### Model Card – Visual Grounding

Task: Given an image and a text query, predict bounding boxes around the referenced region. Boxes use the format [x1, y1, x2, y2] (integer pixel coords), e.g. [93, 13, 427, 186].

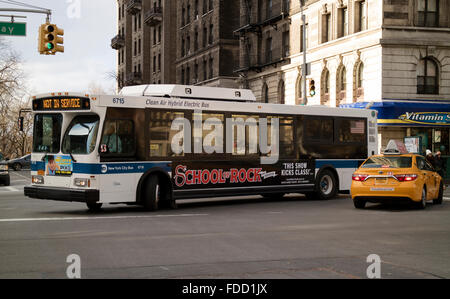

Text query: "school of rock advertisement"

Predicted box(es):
[172, 160, 315, 190]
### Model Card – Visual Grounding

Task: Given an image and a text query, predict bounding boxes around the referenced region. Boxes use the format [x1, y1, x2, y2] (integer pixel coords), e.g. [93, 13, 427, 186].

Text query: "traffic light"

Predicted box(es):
[309, 79, 316, 97]
[38, 23, 64, 55]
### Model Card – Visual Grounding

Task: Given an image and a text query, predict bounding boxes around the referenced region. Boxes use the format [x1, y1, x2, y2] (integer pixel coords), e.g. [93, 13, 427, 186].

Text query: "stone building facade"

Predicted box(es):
[236, 0, 450, 167]
[175, 0, 241, 87]
[111, 0, 177, 89]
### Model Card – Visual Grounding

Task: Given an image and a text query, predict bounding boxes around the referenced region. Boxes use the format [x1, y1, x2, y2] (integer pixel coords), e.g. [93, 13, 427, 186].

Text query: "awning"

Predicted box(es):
[340, 100, 450, 127]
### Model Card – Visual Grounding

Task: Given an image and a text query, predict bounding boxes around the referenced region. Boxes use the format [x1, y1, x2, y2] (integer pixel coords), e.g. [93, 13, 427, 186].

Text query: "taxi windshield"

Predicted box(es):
[362, 156, 412, 168]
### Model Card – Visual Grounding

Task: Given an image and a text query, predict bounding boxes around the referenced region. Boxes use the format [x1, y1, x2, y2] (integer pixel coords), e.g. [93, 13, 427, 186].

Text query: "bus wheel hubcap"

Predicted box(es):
[320, 175, 332, 195]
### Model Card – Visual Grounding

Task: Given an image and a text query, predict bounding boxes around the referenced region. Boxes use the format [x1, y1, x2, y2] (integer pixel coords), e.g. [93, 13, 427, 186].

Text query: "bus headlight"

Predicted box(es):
[32, 175, 44, 184]
[74, 178, 90, 188]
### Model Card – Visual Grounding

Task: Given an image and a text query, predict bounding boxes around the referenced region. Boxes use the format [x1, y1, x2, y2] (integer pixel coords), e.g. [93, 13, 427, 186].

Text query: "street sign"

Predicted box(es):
[0, 22, 26, 36]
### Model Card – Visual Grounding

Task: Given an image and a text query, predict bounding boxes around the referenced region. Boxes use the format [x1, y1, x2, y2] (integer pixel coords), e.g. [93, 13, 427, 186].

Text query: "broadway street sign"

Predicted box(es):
[0, 22, 26, 36]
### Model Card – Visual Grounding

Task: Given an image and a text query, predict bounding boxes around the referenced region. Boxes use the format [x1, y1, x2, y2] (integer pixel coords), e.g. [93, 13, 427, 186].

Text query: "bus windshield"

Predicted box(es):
[33, 114, 63, 153]
[62, 115, 100, 155]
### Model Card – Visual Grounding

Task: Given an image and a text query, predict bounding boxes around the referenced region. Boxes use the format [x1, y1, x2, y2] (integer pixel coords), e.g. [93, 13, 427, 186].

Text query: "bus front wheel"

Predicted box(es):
[143, 175, 161, 211]
[315, 170, 338, 200]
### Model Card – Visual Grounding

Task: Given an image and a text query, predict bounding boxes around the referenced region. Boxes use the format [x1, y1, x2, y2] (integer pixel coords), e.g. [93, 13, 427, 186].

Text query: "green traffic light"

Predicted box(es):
[46, 42, 54, 50]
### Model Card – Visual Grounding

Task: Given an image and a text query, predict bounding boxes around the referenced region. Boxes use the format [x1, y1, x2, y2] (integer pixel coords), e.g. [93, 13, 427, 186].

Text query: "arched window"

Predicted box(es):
[353, 61, 364, 102]
[278, 80, 285, 104]
[356, 62, 364, 88]
[296, 75, 303, 105]
[337, 66, 346, 106]
[321, 68, 330, 105]
[262, 83, 269, 103]
[417, 57, 438, 94]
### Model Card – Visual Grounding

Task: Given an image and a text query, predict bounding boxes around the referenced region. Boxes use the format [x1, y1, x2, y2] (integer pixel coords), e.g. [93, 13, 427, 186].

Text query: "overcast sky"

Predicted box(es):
[0, 0, 117, 95]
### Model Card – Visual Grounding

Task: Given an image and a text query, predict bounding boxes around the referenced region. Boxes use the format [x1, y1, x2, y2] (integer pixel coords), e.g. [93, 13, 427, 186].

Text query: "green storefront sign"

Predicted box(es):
[0, 22, 26, 36]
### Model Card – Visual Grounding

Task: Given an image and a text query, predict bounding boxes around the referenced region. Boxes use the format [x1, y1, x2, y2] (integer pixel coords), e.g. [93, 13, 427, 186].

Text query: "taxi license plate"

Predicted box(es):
[370, 187, 395, 192]
[375, 178, 388, 185]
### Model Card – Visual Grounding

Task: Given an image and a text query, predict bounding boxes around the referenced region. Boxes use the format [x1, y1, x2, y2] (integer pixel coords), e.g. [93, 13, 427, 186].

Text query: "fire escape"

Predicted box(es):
[234, 0, 290, 75]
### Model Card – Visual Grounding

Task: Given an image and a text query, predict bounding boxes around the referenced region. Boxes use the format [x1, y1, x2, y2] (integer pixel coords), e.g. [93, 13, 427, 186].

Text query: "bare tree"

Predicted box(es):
[0, 38, 30, 159]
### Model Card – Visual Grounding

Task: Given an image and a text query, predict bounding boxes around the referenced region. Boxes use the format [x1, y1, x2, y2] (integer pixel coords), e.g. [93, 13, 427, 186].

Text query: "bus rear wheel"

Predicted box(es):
[143, 175, 161, 211]
[315, 170, 338, 200]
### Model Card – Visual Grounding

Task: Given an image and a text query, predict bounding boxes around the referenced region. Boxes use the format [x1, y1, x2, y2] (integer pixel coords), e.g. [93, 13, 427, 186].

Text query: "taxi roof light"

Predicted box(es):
[384, 140, 409, 155]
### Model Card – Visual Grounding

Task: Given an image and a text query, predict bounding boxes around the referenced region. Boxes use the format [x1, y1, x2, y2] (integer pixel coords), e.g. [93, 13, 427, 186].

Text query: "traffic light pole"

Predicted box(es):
[0, 8, 51, 22]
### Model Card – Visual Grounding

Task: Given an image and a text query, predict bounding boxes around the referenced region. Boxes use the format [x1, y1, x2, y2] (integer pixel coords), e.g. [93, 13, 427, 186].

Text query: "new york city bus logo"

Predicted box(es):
[170, 110, 279, 165]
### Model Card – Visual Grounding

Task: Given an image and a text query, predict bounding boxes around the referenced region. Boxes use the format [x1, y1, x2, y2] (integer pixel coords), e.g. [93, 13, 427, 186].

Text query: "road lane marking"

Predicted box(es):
[0, 187, 19, 192]
[10, 172, 30, 181]
[0, 213, 208, 223]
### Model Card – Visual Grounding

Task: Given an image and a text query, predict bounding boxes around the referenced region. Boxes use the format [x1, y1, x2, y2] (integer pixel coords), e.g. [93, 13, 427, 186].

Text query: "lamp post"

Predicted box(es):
[300, 0, 307, 105]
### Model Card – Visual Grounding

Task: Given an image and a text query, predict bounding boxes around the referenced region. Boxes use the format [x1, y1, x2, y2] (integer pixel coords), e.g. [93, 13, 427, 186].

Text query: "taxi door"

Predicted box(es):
[417, 156, 436, 200]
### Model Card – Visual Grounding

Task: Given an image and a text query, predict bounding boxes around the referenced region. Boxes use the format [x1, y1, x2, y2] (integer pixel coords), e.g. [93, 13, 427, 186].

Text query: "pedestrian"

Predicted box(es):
[434, 151, 446, 178]
[426, 149, 435, 168]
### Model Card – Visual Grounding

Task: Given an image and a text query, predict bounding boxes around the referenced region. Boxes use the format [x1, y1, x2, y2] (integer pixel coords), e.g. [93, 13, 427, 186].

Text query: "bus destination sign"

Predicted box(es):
[33, 97, 91, 111]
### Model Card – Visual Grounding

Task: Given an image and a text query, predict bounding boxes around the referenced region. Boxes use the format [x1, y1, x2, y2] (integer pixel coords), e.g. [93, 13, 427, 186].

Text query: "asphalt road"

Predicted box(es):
[1, 170, 450, 279]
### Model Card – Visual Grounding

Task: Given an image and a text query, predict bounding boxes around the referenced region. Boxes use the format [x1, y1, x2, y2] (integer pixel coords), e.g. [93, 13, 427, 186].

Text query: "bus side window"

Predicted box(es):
[101, 119, 135, 155]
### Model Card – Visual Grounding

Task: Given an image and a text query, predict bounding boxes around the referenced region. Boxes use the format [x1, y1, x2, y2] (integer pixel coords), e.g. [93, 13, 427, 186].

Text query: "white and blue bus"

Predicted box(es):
[25, 85, 378, 211]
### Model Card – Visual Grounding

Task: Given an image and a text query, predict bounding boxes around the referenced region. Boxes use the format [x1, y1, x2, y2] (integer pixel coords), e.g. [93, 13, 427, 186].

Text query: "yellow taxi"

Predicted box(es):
[351, 143, 443, 209]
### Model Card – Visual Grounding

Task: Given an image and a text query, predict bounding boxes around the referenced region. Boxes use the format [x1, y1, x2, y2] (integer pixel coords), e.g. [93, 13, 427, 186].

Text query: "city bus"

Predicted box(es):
[24, 85, 378, 211]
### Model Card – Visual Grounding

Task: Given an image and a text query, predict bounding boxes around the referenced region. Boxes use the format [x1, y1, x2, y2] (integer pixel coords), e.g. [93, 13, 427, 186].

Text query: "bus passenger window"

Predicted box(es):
[337, 119, 366, 143]
[101, 120, 135, 155]
[149, 111, 185, 158]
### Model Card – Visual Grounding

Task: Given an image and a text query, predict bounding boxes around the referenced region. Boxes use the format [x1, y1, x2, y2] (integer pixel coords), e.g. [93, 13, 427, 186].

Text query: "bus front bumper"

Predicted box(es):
[24, 186, 100, 204]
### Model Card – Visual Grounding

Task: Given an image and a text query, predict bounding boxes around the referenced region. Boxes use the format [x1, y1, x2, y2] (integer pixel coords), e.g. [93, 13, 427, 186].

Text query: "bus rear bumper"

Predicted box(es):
[24, 186, 100, 204]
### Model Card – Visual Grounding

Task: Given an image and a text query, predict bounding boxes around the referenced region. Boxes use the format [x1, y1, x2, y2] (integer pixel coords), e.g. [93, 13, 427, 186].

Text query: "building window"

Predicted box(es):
[354, 62, 364, 102]
[181, 38, 185, 56]
[418, 0, 438, 27]
[203, 0, 208, 14]
[203, 26, 208, 47]
[195, 0, 199, 18]
[278, 80, 285, 104]
[321, 69, 330, 105]
[187, 4, 191, 22]
[138, 38, 141, 54]
[296, 75, 303, 105]
[267, 0, 273, 20]
[158, 54, 161, 71]
[417, 57, 439, 94]
[203, 59, 207, 81]
[209, 0, 213, 11]
[153, 28, 157, 45]
[282, 30, 290, 57]
[158, 26, 161, 42]
[265, 36, 272, 63]
[262, 83, 269, 103]
[338, 7, 348, 38]
[209, 58, 213, 79]
[181, 68, 185, 85]
[186, 66, 191, 84]
[322, 13, 332, 43]
[182, 6, 185, 26]
[209, 24, 214, 44]
[187, 35, 191, 54]
[356, 0, 367, 32]
[300, 24, 308, 52]
[153, 56, 156, 72]
[194, 29, 199, 51]
[337, 66, 346, 106]
[134, 40, 137, 56]
[194, 63, 198, 82]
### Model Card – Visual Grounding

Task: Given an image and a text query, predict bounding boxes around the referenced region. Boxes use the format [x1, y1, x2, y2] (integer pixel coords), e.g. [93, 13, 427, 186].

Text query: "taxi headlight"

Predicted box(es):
[74, 178, 90, 188]
[32, 175, 44, 184]
[0, 165, 8, 171]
